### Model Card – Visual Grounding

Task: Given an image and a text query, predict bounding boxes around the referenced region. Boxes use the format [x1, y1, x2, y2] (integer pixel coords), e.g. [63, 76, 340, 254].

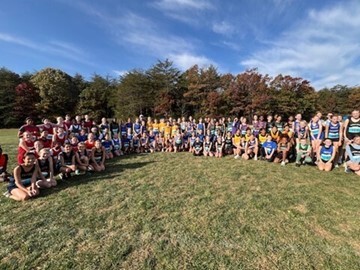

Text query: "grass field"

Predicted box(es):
[0, 129, 359, 269]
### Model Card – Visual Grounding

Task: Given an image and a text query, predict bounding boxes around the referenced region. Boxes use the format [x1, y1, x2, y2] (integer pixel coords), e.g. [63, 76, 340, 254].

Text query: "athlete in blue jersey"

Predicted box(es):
[317, 138, 335, 171]
[102, 133, 113, 159]
[261, 135, 277, 162]
[325, 115, 343, 166]
[309, 115, 324, 160]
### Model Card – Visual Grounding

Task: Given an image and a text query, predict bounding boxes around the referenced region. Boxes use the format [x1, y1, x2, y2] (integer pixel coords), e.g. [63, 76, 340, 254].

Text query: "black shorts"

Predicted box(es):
[329, 138, 339, 142]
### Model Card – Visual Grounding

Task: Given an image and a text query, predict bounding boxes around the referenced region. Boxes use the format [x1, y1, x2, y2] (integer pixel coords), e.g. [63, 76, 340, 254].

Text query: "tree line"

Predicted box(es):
[0, 59, 359, 128]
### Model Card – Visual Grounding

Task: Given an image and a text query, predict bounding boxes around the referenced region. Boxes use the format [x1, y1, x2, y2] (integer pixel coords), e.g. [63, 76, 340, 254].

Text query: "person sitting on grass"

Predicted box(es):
[91, 140, 106, 172]
[295, 137, 312, 167]
[345, 135, 360, 175]
[5, 152, 39, 201]
[214, 136, 224, 158]
[232, 129, 243, 159]
[317, 138, 335, 172]
[75, 142, 94, 173]
[112, 133, 122, 157]
[0, 145, 10, 182]
[101, 133, 114, 159]
[59, 143, 76, 179]
[193, 137, 203, 156]
[203, 136, 213, 157]
[242, 134, 258, 160]
[274, 136, 291, 166]
[261, 135, 277, 162]
[37, 148, 57, 188]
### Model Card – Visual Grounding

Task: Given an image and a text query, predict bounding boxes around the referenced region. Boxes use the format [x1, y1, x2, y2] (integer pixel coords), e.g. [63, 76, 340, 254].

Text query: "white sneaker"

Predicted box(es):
[3, 191, 10, 198]
[234, 155, 239, 159]
[281, 161, 286, 166]
[254, 156, 258, 161]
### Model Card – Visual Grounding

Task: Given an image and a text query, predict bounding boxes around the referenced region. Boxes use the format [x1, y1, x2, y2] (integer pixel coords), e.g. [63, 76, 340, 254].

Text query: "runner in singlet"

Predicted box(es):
[344, 110, 360, 143]
[59, 143, 76, 179]
[6, 152, 39, 201]
[317, 138, 335, 171]
[37, 148, 57, 188]
[91, 140, 106, 172]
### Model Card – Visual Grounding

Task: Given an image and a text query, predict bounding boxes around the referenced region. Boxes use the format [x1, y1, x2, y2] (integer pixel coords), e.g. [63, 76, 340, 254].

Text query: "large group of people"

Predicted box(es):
[1, 109, 359, 201]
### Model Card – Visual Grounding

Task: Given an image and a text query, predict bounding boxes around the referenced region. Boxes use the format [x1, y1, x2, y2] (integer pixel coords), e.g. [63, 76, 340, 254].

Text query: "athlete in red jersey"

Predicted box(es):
[52, 127, 67, 147]
[18, 117, 40, 139]
[17, 131, 36, 164]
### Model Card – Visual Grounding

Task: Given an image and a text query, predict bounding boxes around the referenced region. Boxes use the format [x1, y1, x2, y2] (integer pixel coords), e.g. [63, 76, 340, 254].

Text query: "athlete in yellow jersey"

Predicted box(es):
[152, 119, 160, 134]
[171, 122, 179, 137]
[159, 118, 166, 134]
[164, 122, 172, 137]
[258, 128, 268, 146]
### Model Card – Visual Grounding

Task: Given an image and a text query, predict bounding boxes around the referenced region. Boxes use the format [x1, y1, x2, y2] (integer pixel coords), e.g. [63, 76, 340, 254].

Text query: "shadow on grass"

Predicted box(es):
[38, 156, 155, 198]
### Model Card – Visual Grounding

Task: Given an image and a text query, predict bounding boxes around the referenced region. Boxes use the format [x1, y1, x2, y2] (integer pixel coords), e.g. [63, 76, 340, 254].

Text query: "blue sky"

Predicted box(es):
[0, 0, 359, 89]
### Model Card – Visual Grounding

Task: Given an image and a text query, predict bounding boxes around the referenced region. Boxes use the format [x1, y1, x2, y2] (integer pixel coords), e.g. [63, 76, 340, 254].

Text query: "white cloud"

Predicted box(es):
[112, 70, 128, 77]
[212, 21, 235, 36]
[71, 3, 218, 70]
[153, 0, 214, 10]
[169, 52, 216, 70]
[241, 1, 360, 89]
[0, 32, 94, 66]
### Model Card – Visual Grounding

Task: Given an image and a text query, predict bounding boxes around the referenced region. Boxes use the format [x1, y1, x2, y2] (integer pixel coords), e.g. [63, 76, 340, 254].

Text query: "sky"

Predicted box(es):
[0, 0, 359, 90]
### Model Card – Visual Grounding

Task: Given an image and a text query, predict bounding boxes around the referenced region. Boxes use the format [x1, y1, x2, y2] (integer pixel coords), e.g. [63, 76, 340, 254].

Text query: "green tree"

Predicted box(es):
[30, 68, 78, 118]
[77, 74, 116, 121]
[147, 59, 182, 117]
[0, 68, 21, 127]
[114, 70, 153, 120]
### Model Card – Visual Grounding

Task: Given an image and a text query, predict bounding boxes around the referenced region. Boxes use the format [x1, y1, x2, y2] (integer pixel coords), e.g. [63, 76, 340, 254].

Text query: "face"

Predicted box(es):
[95, 141, 102, 148]
[64, 145, 72, 152]
[353, 110, 360, 119]
[300, 139, 307, 145]
[23, 132, 32, 141]
[78, 144, 85, 151]
[23, 154, 36, 166]
[40, 150, 50, 159]
[324, 139, 332, 146]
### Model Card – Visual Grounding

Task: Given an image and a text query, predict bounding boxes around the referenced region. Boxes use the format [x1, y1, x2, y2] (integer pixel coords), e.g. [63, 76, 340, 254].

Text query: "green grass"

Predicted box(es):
[1, 129, 360, 269]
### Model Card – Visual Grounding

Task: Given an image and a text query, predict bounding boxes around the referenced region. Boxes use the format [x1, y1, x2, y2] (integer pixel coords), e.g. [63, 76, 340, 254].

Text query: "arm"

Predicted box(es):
[346, 145, 358, 163]
[48, 157, 55, 180]
[317, 146, 321, 162]
[18, 139, 32, 152]
[343, 119, 350, 143]
[101, 147, 106, 165]
[338, 123, 343, 146]
[325, 124, 329, 138]
[13, 166, 29, 194]
[328, 147, 336, 163]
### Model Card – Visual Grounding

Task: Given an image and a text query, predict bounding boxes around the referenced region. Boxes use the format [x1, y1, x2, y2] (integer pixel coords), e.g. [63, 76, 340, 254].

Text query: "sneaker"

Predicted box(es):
[254, 156, 258, 161]
[87, 166, 93, 171]
[345, 168, 352, 173]
[281, 161, 286, 166]
[234, 155, 239, 159]
[75, 169, 81, 175]
[335, 164, 339, 168]
[59, 173, 65, 180]
[295, 162, 301, 167]
[3, 191, 10, 198]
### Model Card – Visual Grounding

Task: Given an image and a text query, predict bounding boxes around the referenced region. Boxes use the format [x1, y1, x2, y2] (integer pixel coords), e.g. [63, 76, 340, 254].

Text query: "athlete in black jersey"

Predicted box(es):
[6, 152, 39, 201]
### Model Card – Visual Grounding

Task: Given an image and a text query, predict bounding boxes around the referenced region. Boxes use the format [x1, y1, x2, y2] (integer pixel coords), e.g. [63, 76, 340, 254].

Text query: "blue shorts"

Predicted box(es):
[7, 178, 32, 193]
